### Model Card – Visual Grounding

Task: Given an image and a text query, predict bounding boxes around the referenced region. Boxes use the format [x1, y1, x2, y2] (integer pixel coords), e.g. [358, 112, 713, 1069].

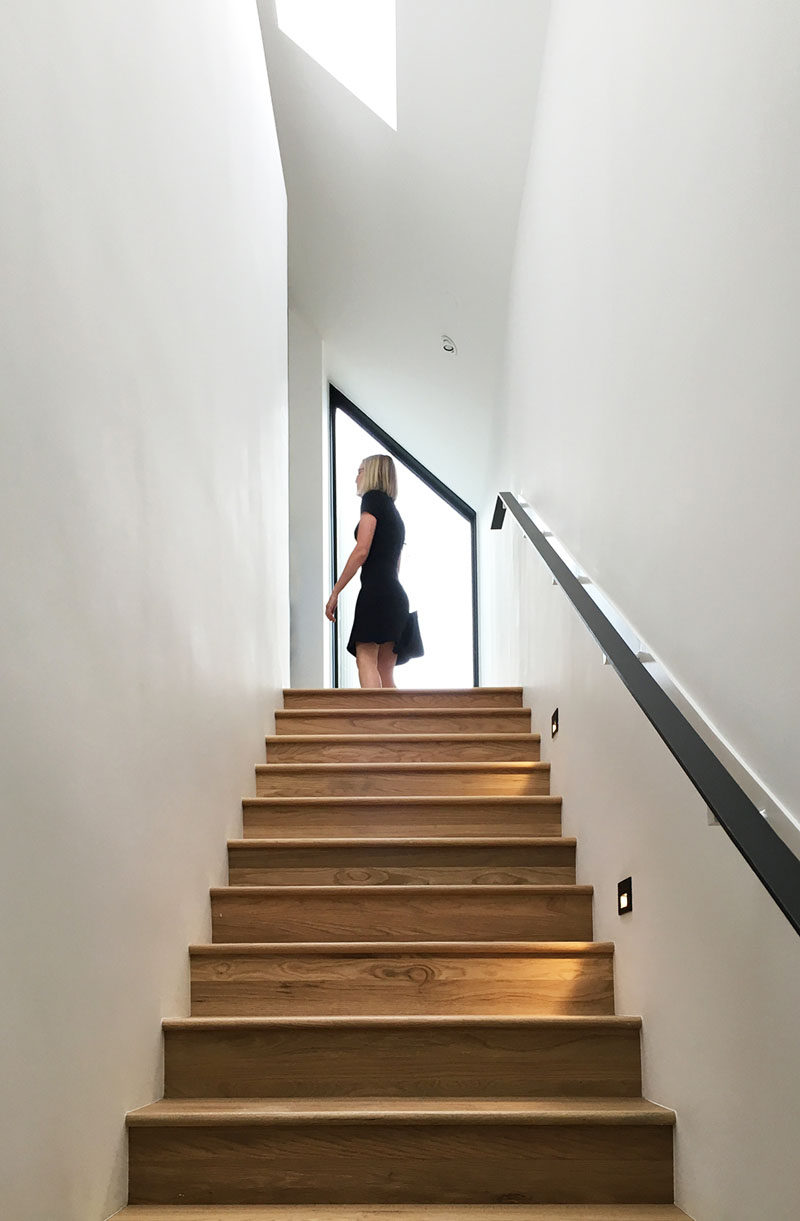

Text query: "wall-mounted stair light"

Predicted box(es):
[551, 708, 559, 738]
[441, 335, 457, 355]
[618, 877, 633, 915]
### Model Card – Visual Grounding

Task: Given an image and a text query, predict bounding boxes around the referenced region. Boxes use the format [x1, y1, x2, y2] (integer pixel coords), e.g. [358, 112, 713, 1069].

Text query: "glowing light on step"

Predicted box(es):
[276, 0, 398, 129]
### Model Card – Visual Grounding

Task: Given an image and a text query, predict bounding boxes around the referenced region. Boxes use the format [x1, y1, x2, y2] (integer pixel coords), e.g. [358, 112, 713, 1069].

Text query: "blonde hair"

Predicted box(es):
[361, 454, 398, 500]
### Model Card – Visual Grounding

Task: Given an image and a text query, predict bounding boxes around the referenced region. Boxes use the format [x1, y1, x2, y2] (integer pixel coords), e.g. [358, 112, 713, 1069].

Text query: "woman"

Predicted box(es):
[325, 454, 411, 689]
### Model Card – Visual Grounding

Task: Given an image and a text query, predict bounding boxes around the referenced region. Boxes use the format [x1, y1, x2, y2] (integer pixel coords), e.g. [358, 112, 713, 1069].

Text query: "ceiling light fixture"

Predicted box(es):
[441, 335, 457, 355]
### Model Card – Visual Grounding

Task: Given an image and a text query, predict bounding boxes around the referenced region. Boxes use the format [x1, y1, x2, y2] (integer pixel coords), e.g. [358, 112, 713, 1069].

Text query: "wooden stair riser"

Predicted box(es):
[209, 887, 594, 944]
[266, 735, 542, 765]
[255, 763, 550, 799]
[242, 798, 563, 839]
[163, 1020, 642, 1099]
[227, 841, 577, 886]
[275, 709, 533, 735]
[128, 1121, 673, 1206]
[190, 946, 615, 1017]
[283, 688, 524, 710]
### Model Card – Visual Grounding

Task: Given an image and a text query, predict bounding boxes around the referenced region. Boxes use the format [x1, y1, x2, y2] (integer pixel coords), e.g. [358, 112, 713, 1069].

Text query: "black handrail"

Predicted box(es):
[492, 492, 800, 938]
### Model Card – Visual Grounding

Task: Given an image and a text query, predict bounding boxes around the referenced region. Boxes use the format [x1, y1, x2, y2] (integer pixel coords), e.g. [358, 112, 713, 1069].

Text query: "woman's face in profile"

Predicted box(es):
[356, 462, 365, 496]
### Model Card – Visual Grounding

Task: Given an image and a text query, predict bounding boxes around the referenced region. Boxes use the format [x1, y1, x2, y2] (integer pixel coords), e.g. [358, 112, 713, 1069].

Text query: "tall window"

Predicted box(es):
[276, 0, 397, 129]
[332, 393, 477, 688]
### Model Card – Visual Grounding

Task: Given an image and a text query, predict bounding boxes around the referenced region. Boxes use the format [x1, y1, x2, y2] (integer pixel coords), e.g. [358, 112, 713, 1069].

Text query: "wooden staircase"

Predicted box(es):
[116, 687, 690, 1220]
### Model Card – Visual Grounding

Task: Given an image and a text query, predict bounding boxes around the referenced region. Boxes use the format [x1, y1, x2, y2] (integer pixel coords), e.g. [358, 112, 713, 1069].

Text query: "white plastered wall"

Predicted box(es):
[0, 4, 289, 1219]
[487, 2, 800, 1217]
[288, 309, 330, 687]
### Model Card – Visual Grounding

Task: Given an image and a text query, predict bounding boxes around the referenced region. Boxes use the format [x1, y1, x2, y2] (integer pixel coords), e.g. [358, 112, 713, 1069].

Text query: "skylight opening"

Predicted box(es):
[276, 0, 397, 130]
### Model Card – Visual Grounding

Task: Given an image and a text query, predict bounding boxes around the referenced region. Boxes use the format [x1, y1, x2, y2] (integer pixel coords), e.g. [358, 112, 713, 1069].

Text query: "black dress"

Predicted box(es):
[346, 489, 411, 658]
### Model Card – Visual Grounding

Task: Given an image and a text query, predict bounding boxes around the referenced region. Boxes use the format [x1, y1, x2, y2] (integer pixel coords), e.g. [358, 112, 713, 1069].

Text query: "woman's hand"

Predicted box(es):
[325, 591, 338, 622]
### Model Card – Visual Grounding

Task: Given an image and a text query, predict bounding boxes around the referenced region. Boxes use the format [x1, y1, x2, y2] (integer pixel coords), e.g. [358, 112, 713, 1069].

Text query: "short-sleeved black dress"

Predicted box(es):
[346, 489, 411, 658]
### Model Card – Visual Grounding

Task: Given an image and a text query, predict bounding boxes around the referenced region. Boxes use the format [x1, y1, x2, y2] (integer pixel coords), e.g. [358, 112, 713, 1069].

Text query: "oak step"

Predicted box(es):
[127, 1097, 674, 1206]
[242, 796, 563, 838]
[129, 1096, 674, 1126]
[266, 733, 542, 764]
[190, 941, 615, 1017]
[210, 885, 594, 943]
[255, 762, 551, 799]
[275, 707, 533, 735]
[115, 1206, 691, 1219]
[227, 837, 577, 886]
[162, 1014, 642, 1098]
[283, 687, 524, 710]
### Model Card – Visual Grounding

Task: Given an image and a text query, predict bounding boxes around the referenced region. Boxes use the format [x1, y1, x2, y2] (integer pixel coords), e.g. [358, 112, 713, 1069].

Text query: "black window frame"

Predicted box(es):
[329, 384, 480, 687]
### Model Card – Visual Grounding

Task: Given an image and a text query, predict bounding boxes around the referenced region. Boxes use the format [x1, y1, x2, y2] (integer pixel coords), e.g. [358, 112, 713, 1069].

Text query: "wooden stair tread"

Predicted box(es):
[128, 1096, 675, 1126]
[211, 884, 592, 896]
[191, 940, 615, 956]
[116, 1206, 690, 1218]
[284, 688, 524, 698]
[243, 795, 562, 806]
[267, 733, 541, 743]
[277, 706, 534, 716]
[228, 837, 575, 848]
[164, 1014, 642, 1030]
[255, 762, 549, 773]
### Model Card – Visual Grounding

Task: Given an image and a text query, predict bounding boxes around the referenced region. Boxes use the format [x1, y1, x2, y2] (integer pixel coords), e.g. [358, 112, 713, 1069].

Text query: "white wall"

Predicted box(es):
[288, 309, 330, 687]
[0, 4, 289, 1219]
[499, 0, 800, 819]
[489, 2, 800, 1216]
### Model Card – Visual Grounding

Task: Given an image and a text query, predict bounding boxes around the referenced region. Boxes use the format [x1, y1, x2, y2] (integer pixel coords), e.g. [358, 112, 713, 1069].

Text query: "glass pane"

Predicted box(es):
[334, 409, 474, 688]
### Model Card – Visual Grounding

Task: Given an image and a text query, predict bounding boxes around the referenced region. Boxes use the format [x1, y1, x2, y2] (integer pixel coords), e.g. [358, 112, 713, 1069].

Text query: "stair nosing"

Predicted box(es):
[127, 1098, 675, 1127]
[190, 940, 615, 955]
[227, 836, 577, 848]
[276, 706, 534, 716]
[266, 733, 541, 744]
[254, 761, 550, 773]
[163, 1014, 642, 1030]
[283, 687, 524, 696]
[242, 795, 562, 806]
[211, 884, 593, 897]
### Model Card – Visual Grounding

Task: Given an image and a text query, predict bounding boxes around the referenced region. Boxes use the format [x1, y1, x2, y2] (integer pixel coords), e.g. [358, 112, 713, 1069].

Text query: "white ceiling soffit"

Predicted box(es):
[258, 0, 552, 500]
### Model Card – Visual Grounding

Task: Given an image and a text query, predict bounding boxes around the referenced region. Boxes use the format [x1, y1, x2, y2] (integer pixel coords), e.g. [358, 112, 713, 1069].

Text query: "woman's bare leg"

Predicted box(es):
[377, 642, 397, 689]
[356, 642, 381, 688]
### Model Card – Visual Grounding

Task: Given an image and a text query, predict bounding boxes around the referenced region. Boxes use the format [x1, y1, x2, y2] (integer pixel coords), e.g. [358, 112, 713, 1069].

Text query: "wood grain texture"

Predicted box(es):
[241, 796, 563, 839]
[129, 1097, 675, 1124]
[189, 943, 615, 1017]
[128, 1118, 674, 1204]
[209, 885, 594, 944]
[282, 688, 524, 710]
[265, 735, 541, 765]
[227, 838, 577, 887]
[123, 687, 684, 1215]
[275, 708, 534, 735]
[115, 1206, 692, 1219]
[162, 1015, 642, 1099]
[254, 762, 551, 799]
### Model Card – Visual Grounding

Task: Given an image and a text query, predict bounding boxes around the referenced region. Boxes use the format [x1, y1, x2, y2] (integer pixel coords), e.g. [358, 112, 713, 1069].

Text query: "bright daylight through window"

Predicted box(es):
[276, 0, 397, 129]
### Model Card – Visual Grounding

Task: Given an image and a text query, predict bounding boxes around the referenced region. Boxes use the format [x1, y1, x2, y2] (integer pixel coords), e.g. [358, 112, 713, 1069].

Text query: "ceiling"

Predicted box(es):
[257, 0, 552, 504]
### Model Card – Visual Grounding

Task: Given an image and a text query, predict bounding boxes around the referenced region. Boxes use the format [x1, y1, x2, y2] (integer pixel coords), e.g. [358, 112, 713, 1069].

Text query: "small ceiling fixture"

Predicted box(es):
[441, 335, 457, 355]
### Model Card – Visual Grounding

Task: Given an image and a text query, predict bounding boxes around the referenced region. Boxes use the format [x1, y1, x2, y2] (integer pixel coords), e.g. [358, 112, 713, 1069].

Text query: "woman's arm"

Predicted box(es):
[325, 512, 377, 621]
